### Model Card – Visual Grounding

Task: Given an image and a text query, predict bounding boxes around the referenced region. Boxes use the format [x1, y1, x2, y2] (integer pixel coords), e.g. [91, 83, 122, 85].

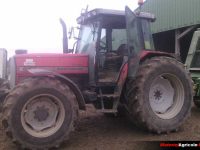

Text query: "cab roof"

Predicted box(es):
[77, 8, 156, 26]
[77, 9, 125, 25]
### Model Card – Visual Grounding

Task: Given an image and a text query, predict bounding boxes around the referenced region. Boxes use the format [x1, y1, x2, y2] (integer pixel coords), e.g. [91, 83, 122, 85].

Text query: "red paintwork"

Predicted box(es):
[16, 53, 88, 67]
[15, 53, 89, 83]
[15, 50, 173, 84]
[115, 50, 155, 89]
[140, 50, 172, 59]
[117, 63, 128, 87]
[116, 50, 174, 88]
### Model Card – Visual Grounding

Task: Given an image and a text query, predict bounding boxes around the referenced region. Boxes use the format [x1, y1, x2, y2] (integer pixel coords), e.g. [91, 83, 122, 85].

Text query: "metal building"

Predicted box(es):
[141, 0, 200, 61]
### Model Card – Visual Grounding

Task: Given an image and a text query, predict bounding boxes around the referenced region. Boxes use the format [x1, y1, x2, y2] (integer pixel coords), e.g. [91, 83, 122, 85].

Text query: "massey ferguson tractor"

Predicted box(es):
[1, 6, 193, 149]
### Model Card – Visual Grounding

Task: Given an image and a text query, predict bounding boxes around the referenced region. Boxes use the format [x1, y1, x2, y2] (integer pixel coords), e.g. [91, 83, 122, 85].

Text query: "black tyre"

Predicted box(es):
[126, 56, 193, 133]
[2, 77, 77, 149]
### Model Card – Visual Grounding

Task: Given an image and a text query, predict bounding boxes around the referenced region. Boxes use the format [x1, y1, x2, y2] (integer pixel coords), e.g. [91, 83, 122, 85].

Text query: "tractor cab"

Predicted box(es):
[75, 7, 155, 86]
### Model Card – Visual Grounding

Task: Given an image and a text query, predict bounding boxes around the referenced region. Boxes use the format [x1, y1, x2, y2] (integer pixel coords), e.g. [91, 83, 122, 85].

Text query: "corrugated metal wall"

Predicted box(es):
[141, 0, 200, 33]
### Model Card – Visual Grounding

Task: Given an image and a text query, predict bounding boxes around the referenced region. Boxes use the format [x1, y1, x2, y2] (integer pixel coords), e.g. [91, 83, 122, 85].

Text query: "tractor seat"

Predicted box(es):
[98, 44, 128, 83]
[105, 44, 128, 61]
[116, 44, 128, 56]
[104, 44, 128, 67]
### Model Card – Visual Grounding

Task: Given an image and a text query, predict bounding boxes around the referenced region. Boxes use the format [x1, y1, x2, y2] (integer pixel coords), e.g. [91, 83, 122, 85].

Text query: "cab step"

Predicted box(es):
[96, 109, 117, 113]
[97, 94, 119, 99]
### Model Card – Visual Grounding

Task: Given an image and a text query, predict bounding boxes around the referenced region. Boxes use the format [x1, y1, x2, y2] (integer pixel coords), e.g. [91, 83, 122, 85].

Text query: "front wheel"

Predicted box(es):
[2, 77, 77, 149]
[126, 56, 193, 133]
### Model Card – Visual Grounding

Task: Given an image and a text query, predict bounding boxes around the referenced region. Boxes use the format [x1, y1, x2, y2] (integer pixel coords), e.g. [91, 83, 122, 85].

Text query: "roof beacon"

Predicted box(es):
[138, 0, 144, 6]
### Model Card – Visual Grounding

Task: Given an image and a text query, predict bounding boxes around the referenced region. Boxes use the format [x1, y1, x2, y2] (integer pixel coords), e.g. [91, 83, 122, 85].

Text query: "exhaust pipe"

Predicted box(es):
[59, 18, 68, 53]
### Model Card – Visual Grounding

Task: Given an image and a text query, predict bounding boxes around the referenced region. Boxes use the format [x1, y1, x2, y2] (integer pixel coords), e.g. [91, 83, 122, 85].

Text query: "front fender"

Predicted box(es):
[28, 68, 86, 110]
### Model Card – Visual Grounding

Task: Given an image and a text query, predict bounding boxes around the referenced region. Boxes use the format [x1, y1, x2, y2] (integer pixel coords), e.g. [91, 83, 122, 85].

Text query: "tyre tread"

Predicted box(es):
[126, 56, 193, 133]
[2, 77, 77, 149]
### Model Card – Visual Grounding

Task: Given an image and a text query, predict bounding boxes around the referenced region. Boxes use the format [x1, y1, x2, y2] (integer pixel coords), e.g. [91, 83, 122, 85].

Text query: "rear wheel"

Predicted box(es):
[2, 77, 77, 149]
[126, 57, 193, 133]
[149, 73, 184, 119]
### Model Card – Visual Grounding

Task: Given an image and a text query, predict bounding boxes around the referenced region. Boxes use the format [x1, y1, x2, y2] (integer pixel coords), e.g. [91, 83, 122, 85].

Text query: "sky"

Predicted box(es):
[0, 0, 139, 56]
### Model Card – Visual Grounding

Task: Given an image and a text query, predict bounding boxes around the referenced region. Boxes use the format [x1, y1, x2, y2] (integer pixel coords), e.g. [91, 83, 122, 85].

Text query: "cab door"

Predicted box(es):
[125, 6, 143, 79]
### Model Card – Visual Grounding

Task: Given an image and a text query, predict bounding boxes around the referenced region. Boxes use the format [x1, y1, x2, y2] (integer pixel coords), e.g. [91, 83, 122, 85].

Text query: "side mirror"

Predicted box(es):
[68, 26, 80, 40]
[68, 27, 73, 39]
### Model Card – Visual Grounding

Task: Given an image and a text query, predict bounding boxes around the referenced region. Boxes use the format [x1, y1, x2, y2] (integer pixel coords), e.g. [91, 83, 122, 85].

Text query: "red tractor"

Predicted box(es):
[1, 6, 192, 149]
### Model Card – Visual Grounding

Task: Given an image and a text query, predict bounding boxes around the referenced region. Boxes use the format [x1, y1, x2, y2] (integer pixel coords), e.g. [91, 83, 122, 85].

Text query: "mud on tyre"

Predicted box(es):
[126, 56, 193, 133]
[2, 77, 78, 149]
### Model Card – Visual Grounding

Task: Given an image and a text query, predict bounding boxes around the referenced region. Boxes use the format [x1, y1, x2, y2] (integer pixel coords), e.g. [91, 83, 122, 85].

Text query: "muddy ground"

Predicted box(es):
[1, 104, 200, 150]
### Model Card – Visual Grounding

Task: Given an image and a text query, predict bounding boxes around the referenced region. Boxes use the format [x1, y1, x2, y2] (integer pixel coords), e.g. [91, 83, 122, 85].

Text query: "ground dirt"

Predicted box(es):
[1, 104, 200, 150]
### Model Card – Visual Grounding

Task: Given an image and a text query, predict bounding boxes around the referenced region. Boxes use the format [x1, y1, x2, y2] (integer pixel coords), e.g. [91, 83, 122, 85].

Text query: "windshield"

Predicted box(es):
[76, 24, 98, 54]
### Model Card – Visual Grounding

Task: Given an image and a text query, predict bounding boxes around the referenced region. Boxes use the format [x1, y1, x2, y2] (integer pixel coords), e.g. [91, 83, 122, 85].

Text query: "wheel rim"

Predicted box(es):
[21, 94, 65, 138]
[149, 73, 184, 119]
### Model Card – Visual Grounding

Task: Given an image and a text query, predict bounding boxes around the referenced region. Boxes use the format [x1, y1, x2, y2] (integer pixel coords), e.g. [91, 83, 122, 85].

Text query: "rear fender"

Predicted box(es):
[115, 62, 128, 104]
[116, 51, 175, 87]
[115, 51, 175, 100]
[28, 68, 86, 110]
[140, 51, 176, 63]
[116, 63, 128, 92]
